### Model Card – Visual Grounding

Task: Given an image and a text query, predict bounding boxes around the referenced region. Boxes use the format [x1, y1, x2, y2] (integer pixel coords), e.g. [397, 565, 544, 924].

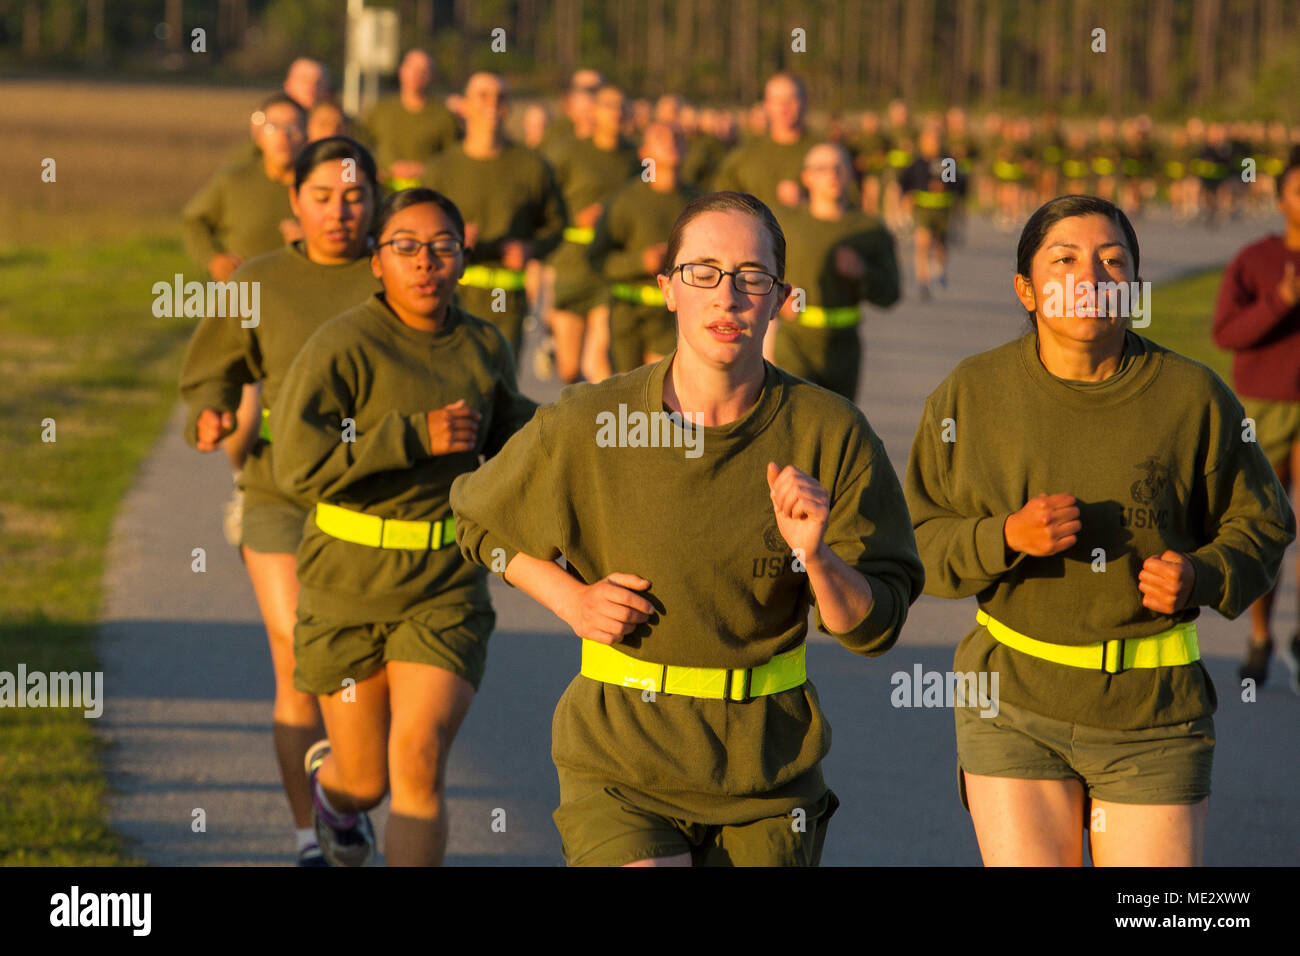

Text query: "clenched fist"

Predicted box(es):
[1004, 493, 1081, 557]
[426, 399, 481, 455]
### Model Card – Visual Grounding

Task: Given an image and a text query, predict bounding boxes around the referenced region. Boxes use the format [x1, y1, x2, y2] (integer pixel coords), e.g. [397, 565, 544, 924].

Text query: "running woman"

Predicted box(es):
[363, 49, 459, 190]
[588, 122, 699, 376]
[768, 142, 899, 402]
[1212, 154, 1300, 693]
[179, 137, 381, 866]
[712, 73, 816, 222]
[183, 92, 308, 543]
[270, 188, 537, 867]
[905, 194, 1295, 866]
[450, 191, 925, 867]
[422, 71, 566, 365]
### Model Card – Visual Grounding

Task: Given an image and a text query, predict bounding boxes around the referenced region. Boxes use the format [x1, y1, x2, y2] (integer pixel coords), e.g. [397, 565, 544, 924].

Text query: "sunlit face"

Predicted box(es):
[307, 104, 345, 141]
[285, 60, 326, 109]
[291, 160, 374, 263]
[256, 102, 306, 168]
[463, 73, 507, 127]
[764, 76, 804, 132]
[371, 202, 464, 320]
[801, 144, 851, 199]
[399, 52, 433, 96]
[660, 210, 789, 370]
[1278, 167, 1300, 230]
[594, 88, 626, 136]
[1016, 213, 1136, 347]
[641, 123, 682, 169]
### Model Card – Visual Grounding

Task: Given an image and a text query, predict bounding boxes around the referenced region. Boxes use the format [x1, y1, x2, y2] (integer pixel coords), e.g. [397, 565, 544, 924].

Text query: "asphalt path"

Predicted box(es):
[97, 208, 1299, 865]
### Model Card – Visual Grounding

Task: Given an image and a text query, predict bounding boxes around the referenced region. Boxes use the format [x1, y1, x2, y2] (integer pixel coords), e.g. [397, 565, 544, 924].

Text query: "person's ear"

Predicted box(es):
[1014, 273, 1036, 315]
[657, 270, 676, 313]
[370, 246, 383, 281]
[289, 187, 302, 221]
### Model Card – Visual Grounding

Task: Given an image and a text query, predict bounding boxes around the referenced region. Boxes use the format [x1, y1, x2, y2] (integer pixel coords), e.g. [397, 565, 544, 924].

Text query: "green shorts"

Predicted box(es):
[553, 778, 839, 867]
[239, 493, 307, 555]
[550, 242, 607, 314]
[609, 301, 676, 373]
[293, 603, 494, 696]
[955, 696, 1214, 809]
[773, 322, 862, 401]
[912, 204, 952, 242]
[1239, 396, 1300, 468]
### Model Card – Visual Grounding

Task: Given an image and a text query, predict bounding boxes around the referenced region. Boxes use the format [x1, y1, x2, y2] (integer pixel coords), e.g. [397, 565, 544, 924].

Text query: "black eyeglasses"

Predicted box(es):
[376, 237, 463, 258]
[669, 262, 779, 295]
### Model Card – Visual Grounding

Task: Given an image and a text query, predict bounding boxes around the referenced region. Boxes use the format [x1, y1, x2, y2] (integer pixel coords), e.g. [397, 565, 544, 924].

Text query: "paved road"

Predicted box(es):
[98, 209, 1299, 865]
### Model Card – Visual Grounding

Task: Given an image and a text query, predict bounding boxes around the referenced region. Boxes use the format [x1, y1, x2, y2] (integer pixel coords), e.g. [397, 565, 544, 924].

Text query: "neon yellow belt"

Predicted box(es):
[563, 226, 595, 245]
[459, 264, 526, 291]
[798, 305, 859, 329]
[386, 176, 423, 191]
[580, 640, 805, 701]
[315, 501, 457, 550]
[887, 149, 912, 168]
[259, 407, 272, 442]
[976, 610, 1199, 674]
[913, 191, 955, 209]
[993, 160, 1025, 180]
[611, 282, 666, 307]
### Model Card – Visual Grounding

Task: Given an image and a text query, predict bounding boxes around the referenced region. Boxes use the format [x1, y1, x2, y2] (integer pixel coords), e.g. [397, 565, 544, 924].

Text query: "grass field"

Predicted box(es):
[1142, 268, 1234, 381]
[0, 81, 256, 865]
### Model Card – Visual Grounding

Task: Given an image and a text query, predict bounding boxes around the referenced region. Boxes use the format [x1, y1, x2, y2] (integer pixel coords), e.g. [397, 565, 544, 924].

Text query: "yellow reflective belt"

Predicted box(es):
[459, 264, 526, 291]
[1062, 159, 1089, 179]
[798, 305, 860, 328]
[563, 226, 595, 245]
[1091, 157, 1116, 176]
[314, 502, 457, 550]
[260, 408, 272, 442]
[976, 609, 1199, 674]
[887, 149, 912, 168]
[611, 282, 666, 306]
[581, 641, 806, 701]
[993, 160, 1025, 180]
[914, 190, 954, 209]
[386, 176, 423, 191]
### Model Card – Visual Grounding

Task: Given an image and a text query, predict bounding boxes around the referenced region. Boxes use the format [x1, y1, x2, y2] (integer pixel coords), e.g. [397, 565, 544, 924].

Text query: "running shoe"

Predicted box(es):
[1282, 632, 1300, 696]
[297, 843, 329, 867]
[304, 739, 375, 867]
[1237, 636, 1272, 687]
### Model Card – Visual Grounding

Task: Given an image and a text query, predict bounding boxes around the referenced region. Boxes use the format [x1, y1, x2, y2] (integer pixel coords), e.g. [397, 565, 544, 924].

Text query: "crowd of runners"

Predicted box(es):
[176, 50, 1300, 868]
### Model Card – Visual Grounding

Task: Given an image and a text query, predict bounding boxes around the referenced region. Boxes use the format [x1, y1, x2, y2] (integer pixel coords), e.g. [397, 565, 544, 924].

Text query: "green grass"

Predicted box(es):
[1144, 268, 1233, 381]
[0, 235, 194, 865]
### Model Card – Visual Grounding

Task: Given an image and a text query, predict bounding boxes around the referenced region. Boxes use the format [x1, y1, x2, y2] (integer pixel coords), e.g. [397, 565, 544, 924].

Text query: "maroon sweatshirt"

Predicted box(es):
[1212, 234, 1300, 401]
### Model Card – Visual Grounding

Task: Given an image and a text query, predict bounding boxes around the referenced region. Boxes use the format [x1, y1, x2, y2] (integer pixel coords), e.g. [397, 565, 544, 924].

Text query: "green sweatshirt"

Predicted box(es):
[905, 330, 1296, 729]
[270, 294, 539, 624]
[711, 132, 817, 217]
[362, 96, 460, 172]
[423, 141, 567, 266]
[780, 206, 900, 311]
[181, 156, 294, 269]
[588, 178, 699, 283]
[450, 356, 925, 823]
[177, 242, 379, 504]
[550, 137, 639, 218]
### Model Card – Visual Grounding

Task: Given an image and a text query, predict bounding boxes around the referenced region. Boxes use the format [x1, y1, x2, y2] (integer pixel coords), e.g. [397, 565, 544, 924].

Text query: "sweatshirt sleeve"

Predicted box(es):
[1212, 248, 1299, 350]
[181, 169, 227, 270]
[1183, 388, 1297, 617]
[904, 389, 1029, 598]
[177, 296, 257, 447]
[451, 405, 564, 580]
[588, 191, 644, 282]
[270, 335, 434, 503]
[854, 225, 901, 310]
[482, 327, 539, 459]
[811, 428, 925, 656]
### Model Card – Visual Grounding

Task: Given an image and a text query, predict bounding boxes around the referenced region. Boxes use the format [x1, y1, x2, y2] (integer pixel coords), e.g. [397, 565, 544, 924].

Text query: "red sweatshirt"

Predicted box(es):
[1212, 234, 1300, 401]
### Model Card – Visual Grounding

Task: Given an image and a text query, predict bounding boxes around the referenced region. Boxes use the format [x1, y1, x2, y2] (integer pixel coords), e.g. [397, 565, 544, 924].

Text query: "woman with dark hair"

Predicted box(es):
[180, 136, 381, 866]
[270, 188, 537, 866]
[451, 191, 925, 866]
[905, 194, 1294, 865]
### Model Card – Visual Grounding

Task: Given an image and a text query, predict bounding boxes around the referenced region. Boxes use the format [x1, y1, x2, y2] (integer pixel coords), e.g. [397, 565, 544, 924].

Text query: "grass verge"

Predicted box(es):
[0, 235, 193, 865]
